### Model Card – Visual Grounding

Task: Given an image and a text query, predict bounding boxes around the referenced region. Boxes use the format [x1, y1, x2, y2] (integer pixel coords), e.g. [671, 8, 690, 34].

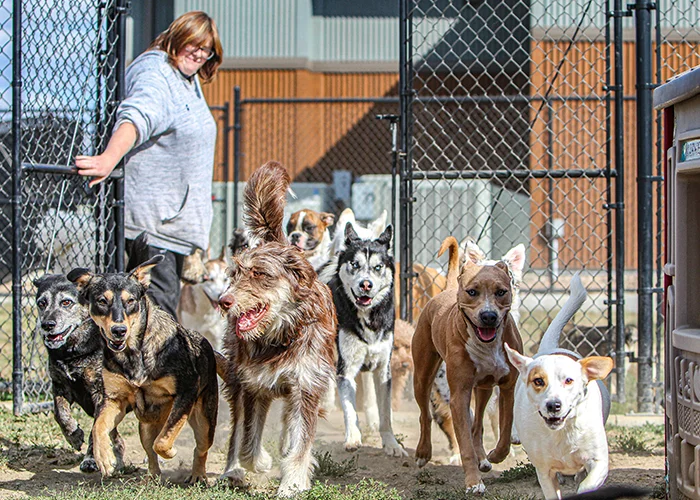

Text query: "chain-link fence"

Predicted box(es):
[235, 97, 401, 232]
[1, 0, 126, 414]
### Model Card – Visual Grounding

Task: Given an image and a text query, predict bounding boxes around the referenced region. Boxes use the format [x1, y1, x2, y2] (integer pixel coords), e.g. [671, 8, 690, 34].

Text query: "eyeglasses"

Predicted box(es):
[187, 45, 215, 60]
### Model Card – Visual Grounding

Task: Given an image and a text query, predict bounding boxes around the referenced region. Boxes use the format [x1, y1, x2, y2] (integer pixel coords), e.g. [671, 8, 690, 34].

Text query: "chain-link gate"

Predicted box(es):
[399, 0, 625, 397]
[0, 0, 127, 414]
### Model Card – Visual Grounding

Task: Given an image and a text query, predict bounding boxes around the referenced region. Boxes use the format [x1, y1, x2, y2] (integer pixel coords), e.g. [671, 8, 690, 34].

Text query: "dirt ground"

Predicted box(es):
[0, 395, 665, 499]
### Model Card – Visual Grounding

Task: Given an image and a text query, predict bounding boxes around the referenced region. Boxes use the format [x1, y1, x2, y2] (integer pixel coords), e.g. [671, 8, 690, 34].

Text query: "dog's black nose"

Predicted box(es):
[290, 233, 300, 242]
[111, 324, 127, 339]
[479, 310, 499, 326]
[546, 400, 562, 413]
[360, 280, 373, 292]
[42, 320, 56, 331]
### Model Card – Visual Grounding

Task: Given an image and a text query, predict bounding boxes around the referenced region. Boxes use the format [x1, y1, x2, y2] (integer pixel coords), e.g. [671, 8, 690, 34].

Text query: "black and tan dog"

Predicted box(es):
[34, 274, 125, 473]
[67, 254, 219, 483]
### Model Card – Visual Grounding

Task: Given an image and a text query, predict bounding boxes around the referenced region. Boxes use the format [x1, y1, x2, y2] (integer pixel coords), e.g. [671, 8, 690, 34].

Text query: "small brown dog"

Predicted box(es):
[218, 161, 337, 497]
[412, 236, 524, 494]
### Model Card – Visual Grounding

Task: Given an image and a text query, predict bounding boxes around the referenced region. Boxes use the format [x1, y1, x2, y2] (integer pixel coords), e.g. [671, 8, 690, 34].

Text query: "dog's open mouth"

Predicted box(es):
[44, 327, 73, 346]
[236, 304, 269, 338]
[107, 338, 127, 352]
[466, 317, 498, 342]
[540, 410, 571, 429]
[476, 326, 497, 342]
[352, 291, 373, 307]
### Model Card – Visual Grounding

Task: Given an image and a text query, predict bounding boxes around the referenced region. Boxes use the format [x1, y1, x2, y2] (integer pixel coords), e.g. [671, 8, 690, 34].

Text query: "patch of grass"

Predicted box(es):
[496, 461, 537, 483]
[609, 426, 655, 454]
[650, 481, 667, 499]
[313, 450, 358, 478]
[34, 478, 403, 500]
[395, 433, 407, 448]
[415, 469, 445, 485]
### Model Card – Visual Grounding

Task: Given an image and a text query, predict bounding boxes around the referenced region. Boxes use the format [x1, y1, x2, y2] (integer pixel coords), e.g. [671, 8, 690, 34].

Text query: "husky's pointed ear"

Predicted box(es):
[67, 268, 94, 291]
[218, 245, 227, 263]
[130, 255, 164, 288]
[344, 222, 360, 244]
[377, 225, 393, 248]
[504, 342, 530, 374]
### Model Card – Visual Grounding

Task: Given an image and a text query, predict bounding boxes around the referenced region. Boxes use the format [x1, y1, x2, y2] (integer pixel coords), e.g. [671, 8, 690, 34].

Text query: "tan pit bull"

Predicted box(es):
[412, 237, 523, 494]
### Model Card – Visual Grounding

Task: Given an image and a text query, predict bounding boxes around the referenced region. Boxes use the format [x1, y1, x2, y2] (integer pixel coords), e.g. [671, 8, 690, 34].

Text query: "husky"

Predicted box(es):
[327, 222, 407, 456]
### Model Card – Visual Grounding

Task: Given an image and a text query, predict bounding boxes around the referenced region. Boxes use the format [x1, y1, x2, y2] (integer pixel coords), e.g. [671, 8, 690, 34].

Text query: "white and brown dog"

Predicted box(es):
[218, 162, 337, 497]
[505, 274, 614, 500]
[177, 246, 229, 350]
[286, 209, 335, 272]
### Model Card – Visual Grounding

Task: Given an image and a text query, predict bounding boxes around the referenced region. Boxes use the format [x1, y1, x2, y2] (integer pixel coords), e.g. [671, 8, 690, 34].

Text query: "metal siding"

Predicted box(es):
[175, 0, 303, 58]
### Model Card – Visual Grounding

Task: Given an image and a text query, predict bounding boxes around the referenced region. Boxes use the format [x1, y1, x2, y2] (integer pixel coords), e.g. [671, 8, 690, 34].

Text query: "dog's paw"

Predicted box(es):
[80, 456, 99, 473]
[465, 481, 486, 495]
[415, 457, 429, 468]
[221, 468, 247, 488]
[68, 427, 85, 451]
[185, 473, 209, 486]
[487, 447, 509, 464]
[381, 432, 408, 457]
[478, 459, 492, 473]
[254, 448, 273, 473]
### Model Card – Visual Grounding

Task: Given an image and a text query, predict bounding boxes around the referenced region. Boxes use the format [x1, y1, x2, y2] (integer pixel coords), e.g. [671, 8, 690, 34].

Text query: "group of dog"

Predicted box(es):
[34, 161, 628, 499]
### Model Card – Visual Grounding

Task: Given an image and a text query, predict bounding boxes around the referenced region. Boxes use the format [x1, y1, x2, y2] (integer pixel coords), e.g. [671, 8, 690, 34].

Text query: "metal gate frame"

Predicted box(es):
[398, 0, 628, 402]
[5, 0, 128, 415]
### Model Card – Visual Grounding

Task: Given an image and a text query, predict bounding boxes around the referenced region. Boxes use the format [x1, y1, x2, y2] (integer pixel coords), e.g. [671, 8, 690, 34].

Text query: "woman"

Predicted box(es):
[76, 11, 223, 318]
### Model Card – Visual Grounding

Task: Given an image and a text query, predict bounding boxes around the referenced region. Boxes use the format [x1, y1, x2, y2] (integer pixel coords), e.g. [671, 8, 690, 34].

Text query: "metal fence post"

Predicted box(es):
[633, 0, 655, 413]
[398, 0, 413, 323]
[233, 86, 241, 229]
[612, 0, 627, 403]
[11, 0, 23, 416]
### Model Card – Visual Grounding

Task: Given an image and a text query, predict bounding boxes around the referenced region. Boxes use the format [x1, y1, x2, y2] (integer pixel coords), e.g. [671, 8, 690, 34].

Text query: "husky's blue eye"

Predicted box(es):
[351, 261, 360, 270]
[466, 289, 477, 297]
[374, 264, 383, 272]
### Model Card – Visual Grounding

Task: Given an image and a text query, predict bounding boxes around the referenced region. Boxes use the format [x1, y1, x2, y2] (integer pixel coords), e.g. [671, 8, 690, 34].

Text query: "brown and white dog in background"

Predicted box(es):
[287, 209, 335, 272]
[412, 235, 523, 494]
[217, 161, 337, 497]
[177, 246, 229, 351]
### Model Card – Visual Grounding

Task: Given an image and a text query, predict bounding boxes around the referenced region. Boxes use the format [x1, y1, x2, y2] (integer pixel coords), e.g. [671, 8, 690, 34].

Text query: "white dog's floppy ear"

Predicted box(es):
[579, 356, 614, 381]
[504, 342, 531, 374]
[502, 243, 526, 278]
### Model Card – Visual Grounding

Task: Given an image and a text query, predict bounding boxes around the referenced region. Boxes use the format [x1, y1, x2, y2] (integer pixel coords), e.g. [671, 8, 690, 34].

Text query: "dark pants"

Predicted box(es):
[125, 239, 184, 319]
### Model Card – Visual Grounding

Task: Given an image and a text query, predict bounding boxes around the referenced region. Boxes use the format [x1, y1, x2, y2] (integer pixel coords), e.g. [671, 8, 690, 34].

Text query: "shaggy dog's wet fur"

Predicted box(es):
[217, 161, 337, 497]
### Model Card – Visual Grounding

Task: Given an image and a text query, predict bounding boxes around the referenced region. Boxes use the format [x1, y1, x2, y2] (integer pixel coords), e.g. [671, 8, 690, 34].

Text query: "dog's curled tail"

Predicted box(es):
[438, 236, 460, 290]
[538, 272, 587, 355]
[244, 161, 290, 244]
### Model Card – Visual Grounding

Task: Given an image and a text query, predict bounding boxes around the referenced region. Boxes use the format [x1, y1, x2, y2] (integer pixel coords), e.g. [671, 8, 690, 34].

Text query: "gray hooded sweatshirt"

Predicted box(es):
[117, 50, 216, 255]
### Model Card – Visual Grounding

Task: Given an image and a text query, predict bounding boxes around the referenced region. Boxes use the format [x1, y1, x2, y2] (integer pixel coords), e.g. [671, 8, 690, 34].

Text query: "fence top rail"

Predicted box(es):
[239, 95, 637, 106]
[412, 168, 614, 180]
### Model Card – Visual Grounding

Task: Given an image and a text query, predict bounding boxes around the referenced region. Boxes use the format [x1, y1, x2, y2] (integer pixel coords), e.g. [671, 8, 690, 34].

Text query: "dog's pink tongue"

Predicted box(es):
[477, 327, 497, 342]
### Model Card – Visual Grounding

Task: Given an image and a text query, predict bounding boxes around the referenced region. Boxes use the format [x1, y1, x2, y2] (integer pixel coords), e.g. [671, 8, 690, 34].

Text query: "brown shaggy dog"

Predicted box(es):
[217, 161, 337, 497]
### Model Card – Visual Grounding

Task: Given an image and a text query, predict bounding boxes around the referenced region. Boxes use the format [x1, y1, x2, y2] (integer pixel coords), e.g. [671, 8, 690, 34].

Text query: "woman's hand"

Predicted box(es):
[75, 122, 138, 187]
[75, 154, 118, 187]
